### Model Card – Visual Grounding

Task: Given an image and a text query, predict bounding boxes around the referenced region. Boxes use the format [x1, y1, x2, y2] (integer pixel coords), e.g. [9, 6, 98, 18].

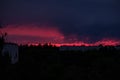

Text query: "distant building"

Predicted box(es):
[115, 46, 120, 50]
[59, 46, 100, 51]
[2, 43, 19, 64]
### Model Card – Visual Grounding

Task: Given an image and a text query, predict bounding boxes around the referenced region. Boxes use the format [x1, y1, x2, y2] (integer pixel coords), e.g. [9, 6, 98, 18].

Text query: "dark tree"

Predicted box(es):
[0, 31, 7, 65]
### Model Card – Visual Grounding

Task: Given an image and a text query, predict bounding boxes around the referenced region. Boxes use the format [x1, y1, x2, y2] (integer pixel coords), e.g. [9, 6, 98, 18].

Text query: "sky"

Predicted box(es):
[0, 0, 120, 46]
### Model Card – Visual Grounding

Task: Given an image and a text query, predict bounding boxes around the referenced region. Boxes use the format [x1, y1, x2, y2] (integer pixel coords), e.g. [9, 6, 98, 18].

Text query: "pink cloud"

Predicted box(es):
[1, 24, 120, 46]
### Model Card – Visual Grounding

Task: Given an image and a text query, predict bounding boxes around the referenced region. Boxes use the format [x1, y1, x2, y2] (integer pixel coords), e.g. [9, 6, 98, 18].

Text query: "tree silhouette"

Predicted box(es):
[0, 32, 7, 49]
[0, 23, 8, 65]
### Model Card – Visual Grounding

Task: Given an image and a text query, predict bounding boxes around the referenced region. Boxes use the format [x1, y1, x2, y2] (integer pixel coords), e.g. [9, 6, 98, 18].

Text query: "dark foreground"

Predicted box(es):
[1, 45, 120, 80]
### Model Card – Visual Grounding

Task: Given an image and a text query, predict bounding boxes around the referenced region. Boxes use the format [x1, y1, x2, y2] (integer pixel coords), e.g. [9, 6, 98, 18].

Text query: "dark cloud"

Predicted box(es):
[1, 0, 120, 42]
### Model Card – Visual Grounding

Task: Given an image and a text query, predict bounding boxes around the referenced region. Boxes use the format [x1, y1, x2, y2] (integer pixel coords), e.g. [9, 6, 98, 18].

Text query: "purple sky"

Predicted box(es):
[0, 0, 120, 45]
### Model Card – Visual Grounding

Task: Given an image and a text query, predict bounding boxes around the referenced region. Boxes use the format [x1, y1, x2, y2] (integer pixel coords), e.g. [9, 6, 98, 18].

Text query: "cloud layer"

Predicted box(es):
[1, 24, 120, 46]
[0, 0, 120, 45]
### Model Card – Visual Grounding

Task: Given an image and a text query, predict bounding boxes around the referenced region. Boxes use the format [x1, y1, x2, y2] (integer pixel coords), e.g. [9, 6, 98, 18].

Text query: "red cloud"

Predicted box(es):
[1, 24, 120, 46]
[1, 24, 64, 44]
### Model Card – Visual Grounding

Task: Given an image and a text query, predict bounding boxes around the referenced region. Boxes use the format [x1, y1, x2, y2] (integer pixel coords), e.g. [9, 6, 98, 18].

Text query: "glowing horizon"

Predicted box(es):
[1, 24, 120, 47]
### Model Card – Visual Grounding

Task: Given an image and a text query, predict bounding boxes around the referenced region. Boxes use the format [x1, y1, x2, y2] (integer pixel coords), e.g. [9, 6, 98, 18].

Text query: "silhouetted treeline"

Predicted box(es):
[1, 44, 120, 80]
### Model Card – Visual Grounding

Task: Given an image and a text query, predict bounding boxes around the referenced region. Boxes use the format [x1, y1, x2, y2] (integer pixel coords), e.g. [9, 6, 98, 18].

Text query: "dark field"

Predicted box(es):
[1, 45, 120, 80]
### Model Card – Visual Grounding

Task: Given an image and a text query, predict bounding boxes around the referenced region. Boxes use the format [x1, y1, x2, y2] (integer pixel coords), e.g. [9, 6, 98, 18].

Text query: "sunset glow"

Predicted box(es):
[1, 24, 64, 44]
[1, 24, 120, 47]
